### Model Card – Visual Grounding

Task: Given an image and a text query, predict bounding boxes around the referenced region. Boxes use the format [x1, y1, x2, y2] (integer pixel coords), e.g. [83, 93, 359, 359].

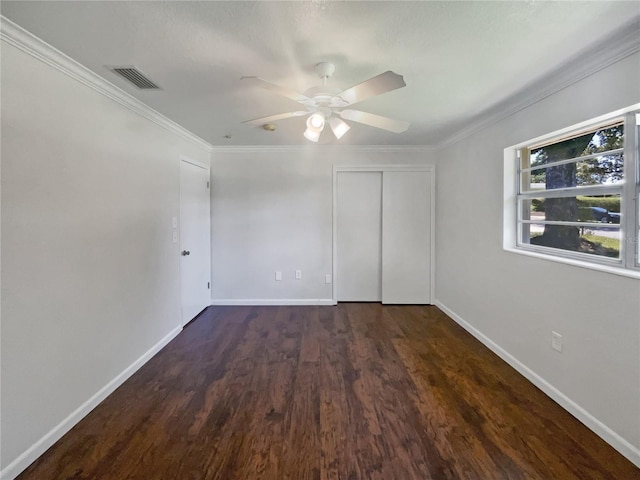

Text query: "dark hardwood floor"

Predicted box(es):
[18, 304, 639, 479]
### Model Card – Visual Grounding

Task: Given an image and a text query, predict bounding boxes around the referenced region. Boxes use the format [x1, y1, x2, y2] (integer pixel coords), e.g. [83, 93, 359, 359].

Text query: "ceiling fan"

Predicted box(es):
[241, 62, 410, 142]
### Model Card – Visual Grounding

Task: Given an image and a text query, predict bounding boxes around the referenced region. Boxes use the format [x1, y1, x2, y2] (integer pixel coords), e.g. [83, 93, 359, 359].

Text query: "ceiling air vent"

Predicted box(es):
[110, 67, 160, 89]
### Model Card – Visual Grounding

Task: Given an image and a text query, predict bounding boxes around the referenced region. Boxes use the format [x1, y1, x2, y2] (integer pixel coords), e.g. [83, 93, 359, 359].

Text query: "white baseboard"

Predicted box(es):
[211, 299, 337, 306]
[434, 299, 640, 468]
[0, 326, 183, 480]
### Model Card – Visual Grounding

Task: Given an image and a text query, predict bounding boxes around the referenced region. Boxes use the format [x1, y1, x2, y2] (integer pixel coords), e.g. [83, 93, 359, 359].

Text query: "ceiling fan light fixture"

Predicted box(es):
[307, 112, 325, 131]
[304, 128, 321, 142]
[329, 117, 350, 139]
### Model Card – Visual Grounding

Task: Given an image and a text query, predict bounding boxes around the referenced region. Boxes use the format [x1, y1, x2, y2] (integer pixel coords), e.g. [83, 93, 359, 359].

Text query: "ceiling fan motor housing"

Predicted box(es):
[315, 62, 335, 80]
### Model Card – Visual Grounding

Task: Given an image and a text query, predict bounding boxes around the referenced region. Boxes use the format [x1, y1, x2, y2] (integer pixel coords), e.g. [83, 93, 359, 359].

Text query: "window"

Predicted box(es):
[510, 107, 640, 272]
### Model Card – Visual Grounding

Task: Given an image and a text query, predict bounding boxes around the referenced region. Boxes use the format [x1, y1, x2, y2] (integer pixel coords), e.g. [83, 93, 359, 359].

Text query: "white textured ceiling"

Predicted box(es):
[2, 1, 639, 146]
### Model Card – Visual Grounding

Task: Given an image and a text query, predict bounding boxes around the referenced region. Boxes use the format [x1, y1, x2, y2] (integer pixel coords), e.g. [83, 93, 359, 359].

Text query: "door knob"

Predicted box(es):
[181, 250, 191, 256]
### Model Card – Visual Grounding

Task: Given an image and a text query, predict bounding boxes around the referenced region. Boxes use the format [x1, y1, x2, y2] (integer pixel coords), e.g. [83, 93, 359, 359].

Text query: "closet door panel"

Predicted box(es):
[336, 172, 382, 301]
[381, 171, 431, 304]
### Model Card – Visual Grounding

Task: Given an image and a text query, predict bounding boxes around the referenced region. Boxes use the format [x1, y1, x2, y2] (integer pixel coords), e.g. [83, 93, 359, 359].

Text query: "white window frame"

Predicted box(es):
[504, 104, 640, 279]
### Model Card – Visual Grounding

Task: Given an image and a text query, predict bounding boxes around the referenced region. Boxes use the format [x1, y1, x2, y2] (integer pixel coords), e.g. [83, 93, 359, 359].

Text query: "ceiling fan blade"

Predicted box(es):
[338, 109, 409, 133]
[335, 71, 406, 106]
[241, 76, 312, 104]
[241, 111, 308, 127]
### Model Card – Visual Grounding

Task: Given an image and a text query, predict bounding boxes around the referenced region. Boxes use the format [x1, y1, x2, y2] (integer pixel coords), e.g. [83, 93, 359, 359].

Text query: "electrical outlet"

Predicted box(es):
[275, 271, 282, 281]
[325, 274, 332, 284]
[295, 270, 302, 280]
[551, 331, 563, 352]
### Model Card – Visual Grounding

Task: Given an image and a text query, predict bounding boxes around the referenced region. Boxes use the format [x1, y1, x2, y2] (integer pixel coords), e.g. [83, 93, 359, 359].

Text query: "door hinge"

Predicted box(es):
[207, 181, 210, 189]
[207, 282, 210, 289]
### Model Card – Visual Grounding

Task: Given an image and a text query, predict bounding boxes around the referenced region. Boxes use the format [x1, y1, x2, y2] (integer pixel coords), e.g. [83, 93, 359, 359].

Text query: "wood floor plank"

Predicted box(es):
[15, 304, 640, 480]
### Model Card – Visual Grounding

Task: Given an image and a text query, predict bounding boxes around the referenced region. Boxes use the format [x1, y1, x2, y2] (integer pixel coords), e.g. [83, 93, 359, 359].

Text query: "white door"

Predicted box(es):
[180, 159, 211, 325]
[381, 171, 431, 304]
[336, 171, 382, 301]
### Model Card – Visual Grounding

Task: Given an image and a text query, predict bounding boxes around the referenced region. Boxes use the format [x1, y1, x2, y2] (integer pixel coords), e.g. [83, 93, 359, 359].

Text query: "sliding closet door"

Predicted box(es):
[382, 171, 431, 304]
[336, 171, 382, 301]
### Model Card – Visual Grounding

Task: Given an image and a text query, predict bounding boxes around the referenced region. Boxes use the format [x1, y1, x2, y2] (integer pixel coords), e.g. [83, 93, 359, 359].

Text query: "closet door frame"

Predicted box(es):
[332, 164, 436, 304]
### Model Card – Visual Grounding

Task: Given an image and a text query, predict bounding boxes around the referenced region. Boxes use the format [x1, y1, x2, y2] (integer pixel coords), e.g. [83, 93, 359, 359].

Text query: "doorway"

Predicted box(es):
[333, 165, 434, 304]
[180, 158, 211, 325]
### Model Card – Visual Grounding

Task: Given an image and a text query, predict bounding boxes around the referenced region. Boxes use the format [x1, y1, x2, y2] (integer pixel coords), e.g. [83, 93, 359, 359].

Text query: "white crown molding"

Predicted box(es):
[438, 19, 640, 149]
[210, 144, 435, 154]
[0, 16, 213, 153]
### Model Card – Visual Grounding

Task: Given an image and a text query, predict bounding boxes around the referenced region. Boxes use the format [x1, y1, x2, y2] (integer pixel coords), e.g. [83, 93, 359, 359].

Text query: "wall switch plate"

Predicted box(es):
[551, 331, 563, 352]
[295, 270, 302, 280]
[325, 274, 332, 284]
[172, 216, 178, 228]
[172, 230, 178, 243]
[275, 271, 282, 281]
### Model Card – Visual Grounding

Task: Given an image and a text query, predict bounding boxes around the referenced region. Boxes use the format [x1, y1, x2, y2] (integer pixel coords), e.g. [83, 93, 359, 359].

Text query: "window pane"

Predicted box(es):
[513, 111, 638, 270]
[521, 223, 620, 259]
[521, 195, 621, 223]
[530, 122, 624, 168]
[526, 153, 623, 191]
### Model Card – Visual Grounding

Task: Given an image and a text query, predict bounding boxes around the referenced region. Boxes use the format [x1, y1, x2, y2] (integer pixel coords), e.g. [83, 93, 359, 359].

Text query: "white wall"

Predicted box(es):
[0, 42, 210, 475]
[434, 52, 640, 463]
[210, 148, 433, 303]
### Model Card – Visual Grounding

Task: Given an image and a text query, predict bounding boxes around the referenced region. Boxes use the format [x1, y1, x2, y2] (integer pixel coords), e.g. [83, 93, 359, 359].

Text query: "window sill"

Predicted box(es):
[503, 246, 640, 280]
